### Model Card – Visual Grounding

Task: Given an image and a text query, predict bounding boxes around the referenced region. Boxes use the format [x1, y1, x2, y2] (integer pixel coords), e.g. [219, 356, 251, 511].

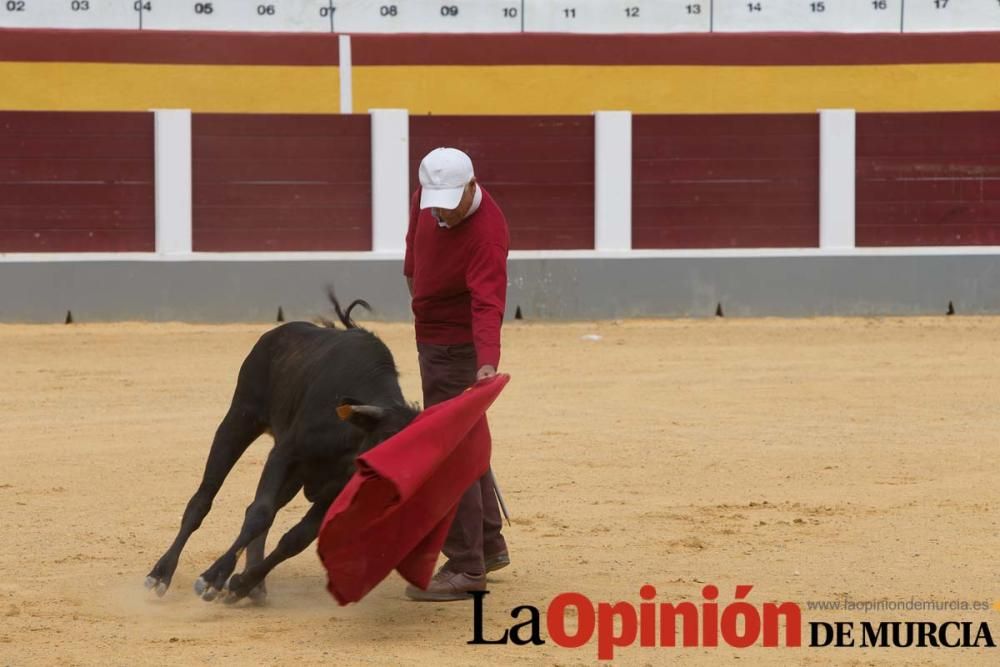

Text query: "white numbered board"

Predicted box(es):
[904, 0, 1000, 32]
[138, 1, 335, 33]
[0, 0, 136, 29]
[333, 1, 521, 34]
[525, 1, 710, 34]
[713, 0, 903, 32]
[1, 0, 999, 32]
[0, 0, 338, 31]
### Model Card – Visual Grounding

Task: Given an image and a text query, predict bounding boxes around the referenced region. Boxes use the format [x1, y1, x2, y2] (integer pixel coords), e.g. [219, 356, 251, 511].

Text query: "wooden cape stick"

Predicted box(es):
[488, 468, 511, 526]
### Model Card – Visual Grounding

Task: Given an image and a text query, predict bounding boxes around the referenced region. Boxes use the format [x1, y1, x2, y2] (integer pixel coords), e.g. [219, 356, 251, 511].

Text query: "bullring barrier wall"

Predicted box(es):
[2, 107, 1000, 321]
[3, 109, 999, 253]
[2, 29, 999, 321]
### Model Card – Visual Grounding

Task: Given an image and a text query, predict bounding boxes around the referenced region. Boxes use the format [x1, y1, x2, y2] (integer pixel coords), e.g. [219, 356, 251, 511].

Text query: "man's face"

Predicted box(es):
[432, 180, 477, 228]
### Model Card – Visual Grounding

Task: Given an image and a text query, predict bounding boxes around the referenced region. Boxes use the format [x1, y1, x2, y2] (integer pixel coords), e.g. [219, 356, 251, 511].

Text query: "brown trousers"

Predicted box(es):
[417, 342, 507, 575]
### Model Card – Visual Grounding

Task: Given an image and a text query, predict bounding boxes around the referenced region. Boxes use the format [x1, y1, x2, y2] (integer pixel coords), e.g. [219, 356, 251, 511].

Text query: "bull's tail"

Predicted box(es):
[323, 287, 372, 329]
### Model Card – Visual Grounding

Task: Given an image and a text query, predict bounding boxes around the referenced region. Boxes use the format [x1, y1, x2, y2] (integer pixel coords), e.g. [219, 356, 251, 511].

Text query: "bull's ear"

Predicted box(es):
[336, 400, 386, 432]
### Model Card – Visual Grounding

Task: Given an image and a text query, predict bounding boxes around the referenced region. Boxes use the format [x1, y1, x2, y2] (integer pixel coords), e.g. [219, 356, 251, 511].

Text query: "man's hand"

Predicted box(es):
[476, 365, 497, 381]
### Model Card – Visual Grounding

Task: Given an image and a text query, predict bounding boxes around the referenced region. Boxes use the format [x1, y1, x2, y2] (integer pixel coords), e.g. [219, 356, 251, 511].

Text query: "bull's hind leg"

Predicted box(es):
[195, 448, 293, 601]
[243, 476, 303, 603]
[223, 497, 332, 604]
[145, 402, 265, 596]
[243, 533, 268, 603]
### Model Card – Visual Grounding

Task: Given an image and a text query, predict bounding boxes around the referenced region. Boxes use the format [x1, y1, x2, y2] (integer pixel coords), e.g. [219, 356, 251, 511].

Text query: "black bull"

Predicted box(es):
[145, 297, 420, 603]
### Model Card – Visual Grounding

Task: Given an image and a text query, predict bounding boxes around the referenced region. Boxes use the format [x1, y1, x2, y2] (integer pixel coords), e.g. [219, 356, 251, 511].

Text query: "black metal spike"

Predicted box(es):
[514, 306, 523, 320]
[947, 301, 955, 316]
[276, 307, 285, 322]
[715, 303, 724, 318]
[64, 310, 73, 324]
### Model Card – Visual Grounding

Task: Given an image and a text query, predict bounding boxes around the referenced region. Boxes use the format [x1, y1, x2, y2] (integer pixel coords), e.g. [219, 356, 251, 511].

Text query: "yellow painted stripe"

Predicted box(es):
[354, 64, 1000, 114]
[0, 62, 340, 113]
[2, 61, 998, 114]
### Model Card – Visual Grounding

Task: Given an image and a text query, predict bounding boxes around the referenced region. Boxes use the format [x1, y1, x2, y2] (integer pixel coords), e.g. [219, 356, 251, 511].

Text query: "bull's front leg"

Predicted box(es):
[195, 450, 292, 602]
[224, 494, 335, 603]
[145, 402, 265, 597]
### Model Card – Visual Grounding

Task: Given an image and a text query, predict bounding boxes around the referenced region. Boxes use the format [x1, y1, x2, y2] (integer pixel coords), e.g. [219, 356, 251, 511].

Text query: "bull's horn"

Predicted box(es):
[337, 404, 386, 421]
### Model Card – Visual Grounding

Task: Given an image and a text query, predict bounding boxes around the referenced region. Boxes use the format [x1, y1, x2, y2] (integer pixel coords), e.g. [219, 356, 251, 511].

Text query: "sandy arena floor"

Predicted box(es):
[0, 316, 998, 666]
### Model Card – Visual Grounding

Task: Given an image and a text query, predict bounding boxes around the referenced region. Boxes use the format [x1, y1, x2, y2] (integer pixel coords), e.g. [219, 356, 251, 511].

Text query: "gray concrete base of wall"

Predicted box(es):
[2, 255, 999, 323]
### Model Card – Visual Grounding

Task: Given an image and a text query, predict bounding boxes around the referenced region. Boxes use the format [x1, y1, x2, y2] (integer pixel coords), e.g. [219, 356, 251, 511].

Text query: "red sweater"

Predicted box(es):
[403, 186, 510, 369]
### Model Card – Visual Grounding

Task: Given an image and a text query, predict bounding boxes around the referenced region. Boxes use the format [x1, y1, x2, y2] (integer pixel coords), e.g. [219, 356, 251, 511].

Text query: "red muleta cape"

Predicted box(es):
[317, 373, 510, 605]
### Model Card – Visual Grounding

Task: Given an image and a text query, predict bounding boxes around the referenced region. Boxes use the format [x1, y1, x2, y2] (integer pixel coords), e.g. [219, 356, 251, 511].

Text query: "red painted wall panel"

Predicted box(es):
[351, 33, 1000, 67]
[192, 114, 371, 252]
[0, 111, 154, 252]
[4, 29, 1000, 68]
[632, 114, 820, 249]
[409, 116, 595, 250]
[856, 112, 1000, 246]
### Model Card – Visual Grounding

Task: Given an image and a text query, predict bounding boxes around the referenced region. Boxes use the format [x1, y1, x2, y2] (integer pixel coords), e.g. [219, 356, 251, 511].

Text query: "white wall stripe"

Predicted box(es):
[819, 108, 856, 250]
[338, 34, 353, 114]
[369, 109, 410, 253]
[152, 109, 192, 255]
[594, 111, 633, 251]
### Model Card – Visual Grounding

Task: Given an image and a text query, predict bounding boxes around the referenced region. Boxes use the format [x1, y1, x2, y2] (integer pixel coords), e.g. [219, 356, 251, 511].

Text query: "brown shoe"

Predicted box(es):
[405, 568, 486, 602]
[485, 551, 510, 573]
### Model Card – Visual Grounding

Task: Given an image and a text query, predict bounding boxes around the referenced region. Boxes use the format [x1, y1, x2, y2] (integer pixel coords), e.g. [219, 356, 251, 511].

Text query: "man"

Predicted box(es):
[403, 147, 511, 602]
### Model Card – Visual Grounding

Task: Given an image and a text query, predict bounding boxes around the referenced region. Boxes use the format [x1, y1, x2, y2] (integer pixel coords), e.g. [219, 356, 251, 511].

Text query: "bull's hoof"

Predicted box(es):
[194, 576, 222, 601]
[145, 557, 177, 597]
[222, 573, 254, 604]
[196, 553, 239, 602]
[144, 575, 169, 597]
[248, 582, 268, 604]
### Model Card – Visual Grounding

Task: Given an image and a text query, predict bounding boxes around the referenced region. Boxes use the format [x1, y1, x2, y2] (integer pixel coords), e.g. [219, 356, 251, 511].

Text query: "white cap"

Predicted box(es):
[418, 147, 474, 210]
